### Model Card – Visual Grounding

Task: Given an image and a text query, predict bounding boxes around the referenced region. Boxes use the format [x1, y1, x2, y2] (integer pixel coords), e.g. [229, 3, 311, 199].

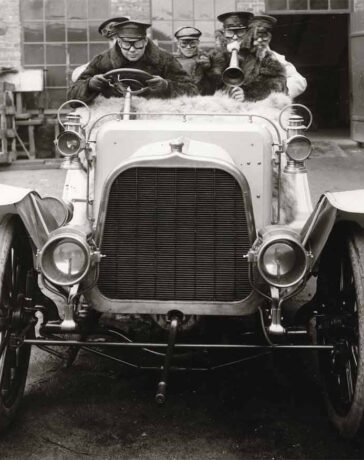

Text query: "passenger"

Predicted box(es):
[216, 11, 288, 102]
[71, 16, 130, 82]
[245, 14, 307, 99]
[68, 20, 198, 103]
[174, 26, 215, 95]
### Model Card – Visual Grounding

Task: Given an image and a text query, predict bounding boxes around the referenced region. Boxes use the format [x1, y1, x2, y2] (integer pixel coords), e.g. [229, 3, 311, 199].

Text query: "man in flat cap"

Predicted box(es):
[71, 16, 130, 82]
[174, 26, 215, 95]
[221, 13, 306, 102]
[68, 20, 198, 102]
[248, 14, 307, 99]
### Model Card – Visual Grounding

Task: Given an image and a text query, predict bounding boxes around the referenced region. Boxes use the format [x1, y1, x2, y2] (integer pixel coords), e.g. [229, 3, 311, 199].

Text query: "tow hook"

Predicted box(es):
[155, 315, 179, 405]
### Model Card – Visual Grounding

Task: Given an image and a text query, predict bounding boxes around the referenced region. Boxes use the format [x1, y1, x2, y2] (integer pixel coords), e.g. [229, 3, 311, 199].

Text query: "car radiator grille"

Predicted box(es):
[98, 167, 252, 302]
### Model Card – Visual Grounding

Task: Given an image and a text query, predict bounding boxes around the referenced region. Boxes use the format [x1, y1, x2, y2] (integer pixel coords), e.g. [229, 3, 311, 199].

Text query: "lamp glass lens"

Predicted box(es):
[263, 242, 296, 277]
[53, 241, 86, 276]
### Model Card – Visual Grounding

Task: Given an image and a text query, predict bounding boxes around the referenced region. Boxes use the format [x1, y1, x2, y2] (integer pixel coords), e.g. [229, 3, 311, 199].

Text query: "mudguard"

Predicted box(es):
[301, 190, 364, 267]
[0, 184, 60, 249]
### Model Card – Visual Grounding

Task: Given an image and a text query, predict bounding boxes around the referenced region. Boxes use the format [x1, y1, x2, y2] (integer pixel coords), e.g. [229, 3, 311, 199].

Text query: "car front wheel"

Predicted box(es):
[314, 222, 364, 438]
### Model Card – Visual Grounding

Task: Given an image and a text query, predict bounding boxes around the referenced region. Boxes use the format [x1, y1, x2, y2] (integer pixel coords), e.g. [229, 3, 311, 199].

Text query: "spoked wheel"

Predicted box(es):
[315, 223, 364, 438]
[0, 217, 35, 430]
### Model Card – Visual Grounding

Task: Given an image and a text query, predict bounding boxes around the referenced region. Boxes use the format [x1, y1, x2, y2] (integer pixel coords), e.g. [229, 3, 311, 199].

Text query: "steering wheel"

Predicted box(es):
[103, 68, 153, 96]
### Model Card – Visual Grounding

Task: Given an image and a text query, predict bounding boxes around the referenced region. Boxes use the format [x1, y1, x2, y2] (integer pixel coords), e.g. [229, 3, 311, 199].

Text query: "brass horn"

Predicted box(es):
[222, 48, 244, 87]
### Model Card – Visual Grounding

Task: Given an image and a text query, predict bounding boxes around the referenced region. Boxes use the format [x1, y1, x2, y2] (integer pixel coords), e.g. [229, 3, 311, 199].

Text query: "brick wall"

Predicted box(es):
[0, 0, 21, 69]
[353, 0, 363, 11]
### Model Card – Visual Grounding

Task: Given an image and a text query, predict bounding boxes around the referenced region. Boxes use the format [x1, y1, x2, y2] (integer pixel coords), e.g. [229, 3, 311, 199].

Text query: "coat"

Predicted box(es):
[67, 40, 198, 103]
[175, 50, 220, 96]
[208, 48, 288, 101]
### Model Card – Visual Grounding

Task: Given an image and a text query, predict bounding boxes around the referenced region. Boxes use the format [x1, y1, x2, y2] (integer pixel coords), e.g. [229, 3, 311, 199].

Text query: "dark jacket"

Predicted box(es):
[68, 40, 198, 103]
[207, 48, 287, 101]
[175, 50, 220, 96]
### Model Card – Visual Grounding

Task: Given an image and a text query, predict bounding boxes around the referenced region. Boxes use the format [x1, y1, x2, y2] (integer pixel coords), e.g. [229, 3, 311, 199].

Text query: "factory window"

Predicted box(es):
[266, 0, 350, 12]
[21, 0, 111, 108]
[150, 0, 246, 53]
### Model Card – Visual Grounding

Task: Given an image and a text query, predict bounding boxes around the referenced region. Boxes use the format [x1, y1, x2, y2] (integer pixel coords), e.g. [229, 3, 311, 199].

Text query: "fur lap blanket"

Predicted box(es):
[76, 91, 291, 138]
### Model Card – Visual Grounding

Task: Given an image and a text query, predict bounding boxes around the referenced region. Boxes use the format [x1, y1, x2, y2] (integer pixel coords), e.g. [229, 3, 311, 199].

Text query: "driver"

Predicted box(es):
[67, 20, 198, 103]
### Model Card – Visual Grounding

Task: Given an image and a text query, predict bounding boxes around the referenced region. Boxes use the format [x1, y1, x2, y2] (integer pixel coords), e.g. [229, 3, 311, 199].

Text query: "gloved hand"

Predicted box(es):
[229, 86, 245, 102]
[196, 55, 211, 70]
[146, 75, 168, 93]
[88, 74, 110, 92]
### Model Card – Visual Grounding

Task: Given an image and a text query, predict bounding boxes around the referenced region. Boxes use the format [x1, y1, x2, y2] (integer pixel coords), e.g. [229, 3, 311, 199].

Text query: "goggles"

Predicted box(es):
[117, 38, 146, 50]
[179, 39, 199, 48]
[224, 28, 246, 39]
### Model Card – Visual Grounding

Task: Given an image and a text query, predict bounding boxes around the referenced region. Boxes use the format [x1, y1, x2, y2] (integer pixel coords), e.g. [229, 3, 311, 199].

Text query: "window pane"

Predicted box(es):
[47, 89, 67, 108]
[88, 0, 110, 19]
[215, 0, 235, 16]
[195, 21, 215, 42]
[195, 0, 214, 20]
[46, 44, 66, 64]
[173, 0, 192, 19]
[67, 21, 87, 41]
[331, 0, 348, 8]
[89, 21, 103, 41]
[46, 22, 66, 41]
[24, 44, 44, 65]
[152, 0, 172, 20]
[23, 22, 44, 42]
[266, 0, 288, 9]
[68, 44, 88, 64]
[310, 0, 328, 9]
[46, 66, 67, 86]
[66, 0, 87, 19]
[45, 0, 65, 19]
[152, 21, 172, 41]
[158, 42, 173, 53]
[289, 0, 307, 9]
[89, 43, 109, 57]
[20, 0, 43, 20]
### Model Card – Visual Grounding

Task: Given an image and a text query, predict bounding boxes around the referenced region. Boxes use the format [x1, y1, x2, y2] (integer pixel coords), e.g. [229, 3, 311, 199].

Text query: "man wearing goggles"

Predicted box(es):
[71, 16, 130, 82]
[68, 20, 198, 103]
[214, 12, 306, 102]
[174, 27, 216, 95]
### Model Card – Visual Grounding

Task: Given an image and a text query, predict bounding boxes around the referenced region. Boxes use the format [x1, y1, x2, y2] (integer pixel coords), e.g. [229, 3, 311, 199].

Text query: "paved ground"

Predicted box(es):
[0, 135, 363, 459]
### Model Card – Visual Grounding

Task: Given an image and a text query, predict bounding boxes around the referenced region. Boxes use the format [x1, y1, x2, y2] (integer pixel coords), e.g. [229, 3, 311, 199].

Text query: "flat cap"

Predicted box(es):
[98, 17, 130, 38]
[250, 14, 277, 30]
[114, 20, 151, 39]
[174, 26, 201, 39]
[217, 11, 253, 29]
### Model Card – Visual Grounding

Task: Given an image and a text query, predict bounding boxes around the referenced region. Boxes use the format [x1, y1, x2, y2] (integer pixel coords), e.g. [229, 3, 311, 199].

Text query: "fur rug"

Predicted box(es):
[76, 91, 291, 137]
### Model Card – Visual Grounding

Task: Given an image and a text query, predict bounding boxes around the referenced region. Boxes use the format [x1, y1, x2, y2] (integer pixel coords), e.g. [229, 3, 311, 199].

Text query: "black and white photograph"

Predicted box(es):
[0, 0, 364, 458]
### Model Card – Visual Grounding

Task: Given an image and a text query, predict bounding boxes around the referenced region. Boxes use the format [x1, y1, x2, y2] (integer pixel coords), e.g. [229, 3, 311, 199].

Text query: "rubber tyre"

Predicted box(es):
[0, 216, 33, 431]
[316, 223, 364, 438]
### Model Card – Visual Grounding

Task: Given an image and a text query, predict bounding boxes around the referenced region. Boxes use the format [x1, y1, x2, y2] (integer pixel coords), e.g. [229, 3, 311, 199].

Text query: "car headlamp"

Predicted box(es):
[39, 230, 91, 286]
[55, 131, 85, 157]
[285, 135, 312, 162]
[257, 233, 308, 288]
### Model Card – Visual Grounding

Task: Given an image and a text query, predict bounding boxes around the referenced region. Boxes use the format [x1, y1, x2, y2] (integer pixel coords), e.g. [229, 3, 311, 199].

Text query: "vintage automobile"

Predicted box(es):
[0, 68, 364, 439]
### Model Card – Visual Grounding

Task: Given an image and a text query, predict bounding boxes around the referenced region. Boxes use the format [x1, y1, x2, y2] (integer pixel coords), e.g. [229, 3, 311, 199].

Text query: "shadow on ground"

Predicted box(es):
[0, 348, 363, 460]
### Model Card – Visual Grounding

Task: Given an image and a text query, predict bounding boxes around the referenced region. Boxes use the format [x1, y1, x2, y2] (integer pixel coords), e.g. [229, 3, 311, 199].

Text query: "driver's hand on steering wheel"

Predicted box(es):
[146, 75, 168, 94]
[89, 74, 110, 92]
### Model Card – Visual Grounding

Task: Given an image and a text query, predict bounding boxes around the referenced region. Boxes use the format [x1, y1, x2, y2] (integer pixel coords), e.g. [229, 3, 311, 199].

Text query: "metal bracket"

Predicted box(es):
[155, 316, 179, 404]
[268, 286, 285, 335]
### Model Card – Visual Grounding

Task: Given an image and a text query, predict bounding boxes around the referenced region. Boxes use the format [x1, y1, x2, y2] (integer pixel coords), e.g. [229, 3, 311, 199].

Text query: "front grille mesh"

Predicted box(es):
[98, 167, 251, 301]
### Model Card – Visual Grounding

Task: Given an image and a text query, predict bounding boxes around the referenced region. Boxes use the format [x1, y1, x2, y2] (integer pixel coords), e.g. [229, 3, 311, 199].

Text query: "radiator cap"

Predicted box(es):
[169, 138, 184, 153]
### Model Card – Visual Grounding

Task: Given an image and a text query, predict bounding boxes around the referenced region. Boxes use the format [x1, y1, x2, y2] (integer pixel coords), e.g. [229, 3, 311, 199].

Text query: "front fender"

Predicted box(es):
[301, 190, 364, 267]
[0, 184, 60, 249]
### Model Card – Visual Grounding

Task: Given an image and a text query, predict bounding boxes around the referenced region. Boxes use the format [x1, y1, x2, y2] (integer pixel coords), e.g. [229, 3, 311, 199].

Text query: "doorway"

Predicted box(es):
[270, 14, 349, 130]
